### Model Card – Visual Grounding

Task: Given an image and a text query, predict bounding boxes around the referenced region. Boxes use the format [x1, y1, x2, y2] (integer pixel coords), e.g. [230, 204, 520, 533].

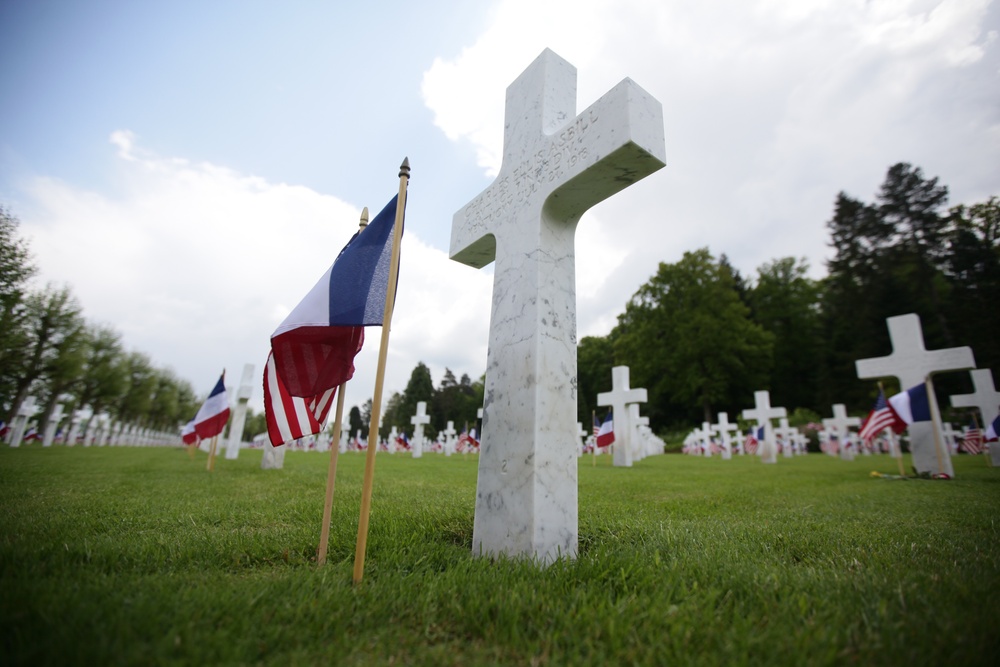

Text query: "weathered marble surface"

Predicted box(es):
[451, 49, 665, 563]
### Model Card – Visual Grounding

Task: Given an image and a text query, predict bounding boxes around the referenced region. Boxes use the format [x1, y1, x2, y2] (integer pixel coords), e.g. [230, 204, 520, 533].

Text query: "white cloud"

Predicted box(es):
[20, 132, 494, 415]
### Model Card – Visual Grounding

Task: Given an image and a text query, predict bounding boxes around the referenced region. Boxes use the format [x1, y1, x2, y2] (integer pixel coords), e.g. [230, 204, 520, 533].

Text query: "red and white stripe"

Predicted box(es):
[264, 351, 336, 447]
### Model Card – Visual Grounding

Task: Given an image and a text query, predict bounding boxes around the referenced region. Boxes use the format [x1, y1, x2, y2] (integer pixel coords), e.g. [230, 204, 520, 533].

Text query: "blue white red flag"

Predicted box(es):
[263, 351, 336, 447]
[887, 383, 931, 427]
[270, 194, 403, 398]
[181, 419, 198, 445]
[986, 413, 1000, 442]
[596, 410, 615, 448]
[193, 372, 231, 440]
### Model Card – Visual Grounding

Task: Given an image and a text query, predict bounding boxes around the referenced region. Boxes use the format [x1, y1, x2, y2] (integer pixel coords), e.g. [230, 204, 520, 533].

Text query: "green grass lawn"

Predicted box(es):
[1, 446, 997, 666]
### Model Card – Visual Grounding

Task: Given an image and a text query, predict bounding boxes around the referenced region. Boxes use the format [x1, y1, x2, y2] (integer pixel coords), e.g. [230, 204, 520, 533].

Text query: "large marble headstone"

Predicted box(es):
[450, 49, 665, 563]
[950, 369, 1000, 465]
[856, 313, 974, 477]
[597, 366, 649, 468]
[225, 363, 255, 460]
[742, 391, 786, 464]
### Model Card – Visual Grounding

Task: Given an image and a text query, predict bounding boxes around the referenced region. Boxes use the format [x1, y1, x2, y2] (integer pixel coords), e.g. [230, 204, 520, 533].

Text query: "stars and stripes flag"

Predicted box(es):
[592, 415, 601, 437]
[744, 426, 763, 455]
[859, 389, 901, 444]
[193, 372, 230, 440]
[263, 351, 337, 447]
[960, 422, 984, 455]
[596, 410, 615, 448]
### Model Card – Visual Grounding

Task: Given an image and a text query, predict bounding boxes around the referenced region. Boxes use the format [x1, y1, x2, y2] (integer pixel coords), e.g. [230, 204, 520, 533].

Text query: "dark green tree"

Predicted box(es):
[613, 248, 773, 426]
[577, 334, 615, 426]
[0, 206, 36, 414]
[748, 257, 822, 412]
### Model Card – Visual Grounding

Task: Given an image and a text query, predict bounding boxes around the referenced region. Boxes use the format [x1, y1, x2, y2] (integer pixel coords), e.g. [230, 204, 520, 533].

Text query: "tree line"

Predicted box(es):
[6, 162, 996, 442]
[1, 206, 202, 437]
[578, 163, 999, 430]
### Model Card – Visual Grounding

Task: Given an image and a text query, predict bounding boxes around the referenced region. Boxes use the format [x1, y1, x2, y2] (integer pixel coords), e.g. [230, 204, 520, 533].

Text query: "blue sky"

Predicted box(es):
[2, 0, 998, 420]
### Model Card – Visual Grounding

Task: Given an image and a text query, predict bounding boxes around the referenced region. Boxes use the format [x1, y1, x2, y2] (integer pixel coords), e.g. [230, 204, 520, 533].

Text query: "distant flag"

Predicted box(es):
[193, 372, 231, 440]
[859, 389, 900, 444]
[744, 427, 762, 455]
[596, 410, 615, 448]
[592, 414, 601, 437]
[263, 351, 337, 447]
[181, 419, 199, 445]
[960, 421, 984, 455]
[24, 427, 39, 442]
[269, 194, 404, 399]
[0, 421, 8, 438]
[887, 383, 931, 428]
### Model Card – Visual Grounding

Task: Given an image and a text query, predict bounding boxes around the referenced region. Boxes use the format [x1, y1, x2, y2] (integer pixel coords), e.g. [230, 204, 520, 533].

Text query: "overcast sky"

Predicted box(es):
[1, 0, 998, 420]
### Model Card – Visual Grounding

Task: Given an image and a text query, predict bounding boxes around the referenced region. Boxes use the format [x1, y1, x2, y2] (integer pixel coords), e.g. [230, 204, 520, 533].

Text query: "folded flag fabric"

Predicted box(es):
[264, 351, 337, 447]
[743, 427, 760, 455]
[596, 410, 615, 448]
[859, 389, 899, 443]
[887, 383, 931, 428]
[193, 372, 231, 440]
[181, 419, 198, 445]
[960, 424, 984, 455]
[270, 194, 402, 398]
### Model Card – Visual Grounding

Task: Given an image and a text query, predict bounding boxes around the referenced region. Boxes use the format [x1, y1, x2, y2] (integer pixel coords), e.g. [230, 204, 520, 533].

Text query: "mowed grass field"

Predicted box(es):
[1, 445, 998, 666]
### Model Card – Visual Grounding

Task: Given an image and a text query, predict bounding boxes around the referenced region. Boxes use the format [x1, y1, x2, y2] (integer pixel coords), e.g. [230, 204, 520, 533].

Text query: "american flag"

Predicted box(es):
[263, 351, 336, 447]
[859, 389, 899, 445]
[743, 428, 759, 455]
[961, 425, 984, 455]
[593, 415, 601, 437]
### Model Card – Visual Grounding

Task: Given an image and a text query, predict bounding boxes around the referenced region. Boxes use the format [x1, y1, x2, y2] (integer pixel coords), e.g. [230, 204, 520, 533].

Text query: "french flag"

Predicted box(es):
[986, 413, 1000, 442]
[193, 372, 231, 440]
[270, 194, 401, 398]
[596, 410, 615, 448]
[887, 383, 931, 429]
[181, 419, 198, 445]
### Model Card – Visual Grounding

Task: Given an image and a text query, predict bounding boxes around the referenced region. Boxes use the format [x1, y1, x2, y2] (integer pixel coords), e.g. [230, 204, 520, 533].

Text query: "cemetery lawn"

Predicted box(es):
[1, 448, 998, 666]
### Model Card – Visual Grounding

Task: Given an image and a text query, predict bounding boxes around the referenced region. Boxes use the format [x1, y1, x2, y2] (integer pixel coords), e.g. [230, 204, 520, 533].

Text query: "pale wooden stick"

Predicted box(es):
[206, 435, 218, 472]
[317, 386, 347, 565]
[353, 158, 410, 584]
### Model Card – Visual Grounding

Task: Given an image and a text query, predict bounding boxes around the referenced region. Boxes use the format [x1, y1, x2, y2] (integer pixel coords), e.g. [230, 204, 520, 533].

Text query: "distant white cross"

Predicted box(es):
[8, 396, 38, 447]
[950, 369, 1000, 426]
[450, 49, 665, 563]
[742, 391, 787, 464]
[711, 412, 739, 459]
[856, 313, 974, 476]
[597, 366, 649, 468]
[410, 401, 431, 458]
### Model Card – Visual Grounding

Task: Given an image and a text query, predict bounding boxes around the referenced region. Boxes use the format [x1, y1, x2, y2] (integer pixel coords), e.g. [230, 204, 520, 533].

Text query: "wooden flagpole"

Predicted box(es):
[187, 441, 196, 460]
[206, 435, 218, 471]
[317, 382, 347, 566]
[878, 382, 907, 477]
[317, 208, 368, 566]
[353, 158, 409, 584]
[925, 376, 947, 476]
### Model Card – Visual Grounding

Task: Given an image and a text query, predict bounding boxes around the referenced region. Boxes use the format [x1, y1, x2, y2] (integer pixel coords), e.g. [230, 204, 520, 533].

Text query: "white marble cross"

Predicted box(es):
[711, 412, 739, 460]
[823, 404, 860, 461]
[951, 369, 1000, 426]
[597, 366, 649, 468]
[225, 363, 254, 460]
[450, 49, 665, 563]
[856, 313, 975, 476]
[8, 396, 37, 447]
[41, 403, 65, 448]
[410, 401, 430, 459]
[576, 422, 588, 457]
[443, 421, 457, 457]
[940, 422, 961, 453]
[742, 391, 787, 464]
[775, 418, 798, 458]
